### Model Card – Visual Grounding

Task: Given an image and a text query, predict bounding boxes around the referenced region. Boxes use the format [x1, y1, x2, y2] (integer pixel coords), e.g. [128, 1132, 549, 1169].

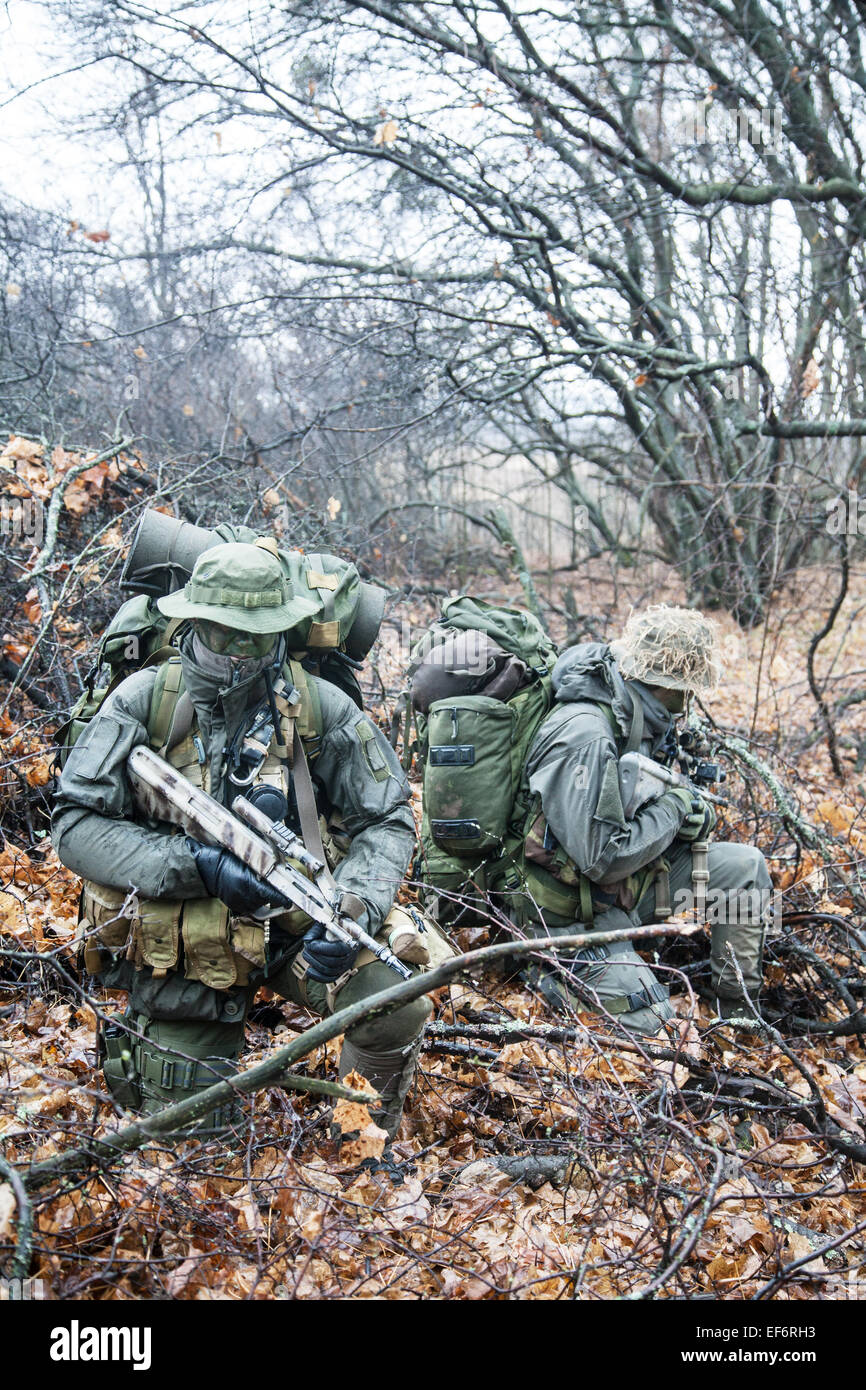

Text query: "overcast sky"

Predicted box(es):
[0, 2, 124, 226]
[0, 0, 813, 405]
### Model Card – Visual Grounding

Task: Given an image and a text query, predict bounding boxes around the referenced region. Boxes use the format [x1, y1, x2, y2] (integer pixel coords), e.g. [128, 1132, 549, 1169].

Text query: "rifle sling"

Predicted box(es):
[288, 722, 364, 923]
[623, 682, 644, 754]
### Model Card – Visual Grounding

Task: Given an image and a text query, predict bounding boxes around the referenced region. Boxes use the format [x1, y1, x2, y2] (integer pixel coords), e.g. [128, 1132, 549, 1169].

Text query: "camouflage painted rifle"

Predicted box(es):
[126, 744, 412, 979]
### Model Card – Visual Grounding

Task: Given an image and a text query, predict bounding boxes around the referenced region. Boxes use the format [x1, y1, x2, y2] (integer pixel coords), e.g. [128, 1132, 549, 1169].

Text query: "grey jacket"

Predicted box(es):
[52, 634, 415, 933]
[524, 643, 690, 889]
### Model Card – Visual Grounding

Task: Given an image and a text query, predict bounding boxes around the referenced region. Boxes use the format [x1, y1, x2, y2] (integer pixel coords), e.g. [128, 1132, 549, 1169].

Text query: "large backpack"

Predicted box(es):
[406, 596, 558, 920]
[55, 519, 386, 769]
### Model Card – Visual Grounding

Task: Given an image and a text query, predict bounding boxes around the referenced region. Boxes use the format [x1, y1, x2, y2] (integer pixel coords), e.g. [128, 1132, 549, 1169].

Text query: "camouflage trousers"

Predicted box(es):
[523, 839, 772, 1035]
[106, 955, 431, 1139]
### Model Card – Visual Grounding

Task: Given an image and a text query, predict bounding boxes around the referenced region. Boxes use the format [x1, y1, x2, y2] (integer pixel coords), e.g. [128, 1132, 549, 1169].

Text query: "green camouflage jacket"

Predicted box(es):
[52, 632, 415, 934]
[524, 642, 690, 892]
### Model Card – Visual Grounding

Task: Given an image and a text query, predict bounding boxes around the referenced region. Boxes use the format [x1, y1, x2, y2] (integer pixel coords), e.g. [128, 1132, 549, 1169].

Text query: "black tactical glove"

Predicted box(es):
[302, 921, 359, 983]
[187, 840, 290, 916]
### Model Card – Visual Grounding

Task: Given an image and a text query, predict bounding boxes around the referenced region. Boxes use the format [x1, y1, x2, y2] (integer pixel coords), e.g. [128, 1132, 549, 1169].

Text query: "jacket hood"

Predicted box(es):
[551, 641, 673, 751]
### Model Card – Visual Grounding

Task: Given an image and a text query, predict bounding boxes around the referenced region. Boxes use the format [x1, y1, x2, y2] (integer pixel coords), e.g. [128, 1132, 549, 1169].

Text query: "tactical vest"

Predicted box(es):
[79, 655, 334, 991]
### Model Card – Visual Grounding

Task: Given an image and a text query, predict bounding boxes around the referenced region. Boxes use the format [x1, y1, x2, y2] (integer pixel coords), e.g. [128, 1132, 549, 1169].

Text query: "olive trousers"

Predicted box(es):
[523, 839, 772, 1035]
[112, 954, 431, 1139]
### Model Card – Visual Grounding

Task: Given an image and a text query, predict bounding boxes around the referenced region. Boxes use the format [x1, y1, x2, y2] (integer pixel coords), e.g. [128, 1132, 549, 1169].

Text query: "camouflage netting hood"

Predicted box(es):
[609, 604, 721, 693]
[551, 642, 673, 752]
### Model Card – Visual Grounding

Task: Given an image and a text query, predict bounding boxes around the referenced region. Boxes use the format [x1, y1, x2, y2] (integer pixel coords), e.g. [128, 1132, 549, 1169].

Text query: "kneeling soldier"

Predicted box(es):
[53, 541, 430, 1143]
[517, 605, 771, 1033]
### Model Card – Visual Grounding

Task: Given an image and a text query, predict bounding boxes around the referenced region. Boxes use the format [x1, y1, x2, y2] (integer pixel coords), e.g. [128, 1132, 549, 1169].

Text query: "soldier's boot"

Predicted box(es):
[133, 1016, 247, 1140]
[521, 910, 674, 1036]
[708, 845, 772, 1030]
[338, 1034, 424, 1172]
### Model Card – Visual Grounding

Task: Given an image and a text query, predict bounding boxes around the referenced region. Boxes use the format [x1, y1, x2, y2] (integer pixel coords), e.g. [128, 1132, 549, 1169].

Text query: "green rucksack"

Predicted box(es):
[54, 594, 177, 768]
[406, 596, 558, 918]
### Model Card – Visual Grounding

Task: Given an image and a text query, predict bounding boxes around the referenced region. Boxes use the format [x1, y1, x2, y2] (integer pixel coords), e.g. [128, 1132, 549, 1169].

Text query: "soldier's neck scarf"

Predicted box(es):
[190, 631, 280, 690]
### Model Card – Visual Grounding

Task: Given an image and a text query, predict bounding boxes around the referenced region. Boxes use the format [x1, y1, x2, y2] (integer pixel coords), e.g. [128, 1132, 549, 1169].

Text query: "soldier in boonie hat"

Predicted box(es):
[53, 537, 431, 1154]
[158, 543, 319, 660]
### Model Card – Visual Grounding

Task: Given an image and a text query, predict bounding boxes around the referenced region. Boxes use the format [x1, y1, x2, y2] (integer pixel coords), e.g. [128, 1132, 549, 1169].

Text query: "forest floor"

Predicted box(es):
[3, 530, 866, 1300]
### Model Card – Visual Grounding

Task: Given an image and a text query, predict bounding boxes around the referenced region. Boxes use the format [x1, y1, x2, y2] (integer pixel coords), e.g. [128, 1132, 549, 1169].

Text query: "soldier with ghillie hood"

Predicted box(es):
[52, 541, 431, 1150]
[516, 604, 771, 1033]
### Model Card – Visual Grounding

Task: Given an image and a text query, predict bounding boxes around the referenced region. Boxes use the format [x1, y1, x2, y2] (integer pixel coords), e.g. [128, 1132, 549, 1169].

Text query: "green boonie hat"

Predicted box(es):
[610, 603, 722, 694]
[157, 542, 319, 634]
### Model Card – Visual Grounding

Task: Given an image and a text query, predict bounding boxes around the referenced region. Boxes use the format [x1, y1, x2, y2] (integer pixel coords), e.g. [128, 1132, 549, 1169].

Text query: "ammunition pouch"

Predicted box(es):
[99, 1013, 142, 1110]
[79, 877, 269, 989]
[77, 880, 137, 976]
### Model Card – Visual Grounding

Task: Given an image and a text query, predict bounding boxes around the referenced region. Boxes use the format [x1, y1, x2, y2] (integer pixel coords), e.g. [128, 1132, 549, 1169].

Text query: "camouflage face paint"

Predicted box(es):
[646, 684, 689, 715]
[192, 620, 277, 661]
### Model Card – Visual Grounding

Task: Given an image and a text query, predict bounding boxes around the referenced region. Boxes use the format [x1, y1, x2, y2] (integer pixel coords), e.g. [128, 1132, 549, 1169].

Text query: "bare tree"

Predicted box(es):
[22, 0, 865, 621]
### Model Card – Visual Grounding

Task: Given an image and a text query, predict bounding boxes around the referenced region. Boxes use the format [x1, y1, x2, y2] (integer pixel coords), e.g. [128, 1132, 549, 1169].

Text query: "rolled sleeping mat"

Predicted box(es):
[121, 507, 387, 660]
[344, 580, 387, 661]
[121, 510, 219, 597]
[410, 630, 530, 712]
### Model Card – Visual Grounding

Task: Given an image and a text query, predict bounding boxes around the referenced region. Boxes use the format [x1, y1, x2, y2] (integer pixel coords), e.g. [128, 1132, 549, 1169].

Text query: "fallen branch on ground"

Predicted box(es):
[20, 920, 695, 1189]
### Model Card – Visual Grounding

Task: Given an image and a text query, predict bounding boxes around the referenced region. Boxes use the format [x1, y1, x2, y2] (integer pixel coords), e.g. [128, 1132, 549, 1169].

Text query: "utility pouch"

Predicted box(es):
[182, 897, 235, 990]
[135, 898, 182, 973]
[424, 696, 516, 855]
[354, 903, 457, 972]
[99, 1014, 142, 1110]
[78, 880, 138, 975]
[229, 917, 267, 986]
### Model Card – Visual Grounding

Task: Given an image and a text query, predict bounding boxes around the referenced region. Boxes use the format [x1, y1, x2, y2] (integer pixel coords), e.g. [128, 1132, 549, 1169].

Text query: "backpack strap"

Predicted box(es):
[622, 683, 644, 753]
[285, 658, 323, 760]
[147, 657, 195, 756]
[585, 698, 643, 754]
